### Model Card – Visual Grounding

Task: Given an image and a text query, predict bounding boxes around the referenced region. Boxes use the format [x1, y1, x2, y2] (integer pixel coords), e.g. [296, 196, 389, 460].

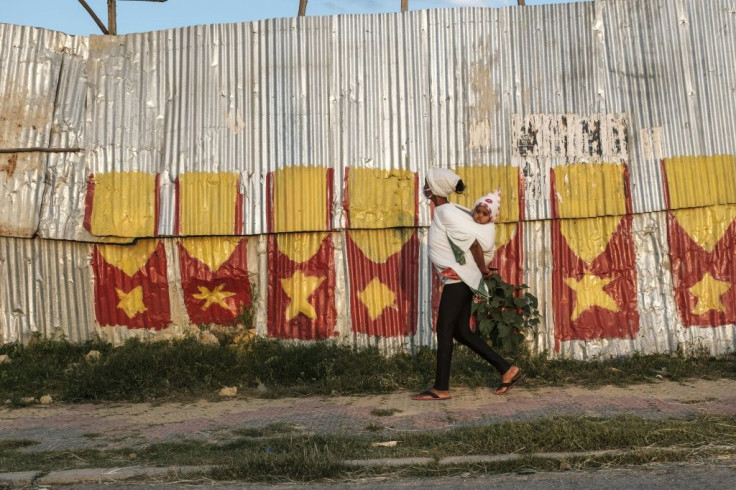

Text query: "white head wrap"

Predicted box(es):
[473, 189, 502, 222]
[426, 168, 461, 198]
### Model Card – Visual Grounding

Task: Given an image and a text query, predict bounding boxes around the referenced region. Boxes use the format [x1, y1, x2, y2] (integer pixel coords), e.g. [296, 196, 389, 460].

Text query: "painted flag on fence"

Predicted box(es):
[551, 163, 639, 346]
[91, 240, 171, 329]
[84, 171, 159, 237]
[267, 232, 337, 339]
[344, 168, 419, 337]
[266, 166, 336, 339]
[178, 237, 251, 325]
[176, 172, 243, 235]
[663, 155, 736, 327]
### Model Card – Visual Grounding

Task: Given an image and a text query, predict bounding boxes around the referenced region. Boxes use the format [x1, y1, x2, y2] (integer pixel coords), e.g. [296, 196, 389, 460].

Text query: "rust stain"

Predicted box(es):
[0, 154, 18, 177]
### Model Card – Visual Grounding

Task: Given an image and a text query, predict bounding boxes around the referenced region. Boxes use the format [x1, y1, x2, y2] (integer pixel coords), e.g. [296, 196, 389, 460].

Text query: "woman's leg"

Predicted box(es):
[432, 283, 469, 391]
[451, 287, 511, 375]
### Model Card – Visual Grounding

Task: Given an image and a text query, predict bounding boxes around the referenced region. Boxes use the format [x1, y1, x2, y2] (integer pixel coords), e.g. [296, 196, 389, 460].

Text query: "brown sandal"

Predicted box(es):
[412, 390, 452, 401]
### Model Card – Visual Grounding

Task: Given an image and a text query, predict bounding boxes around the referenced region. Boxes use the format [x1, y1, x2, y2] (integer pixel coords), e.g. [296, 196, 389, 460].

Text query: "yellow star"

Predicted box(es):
[564, 273, 619, 321]
[116, 286, 147, 319]
[281, 271, 326, 321]
[357, 278, 398, 320]
[192, 284, 236, 310]
[689, 272, 732, 315]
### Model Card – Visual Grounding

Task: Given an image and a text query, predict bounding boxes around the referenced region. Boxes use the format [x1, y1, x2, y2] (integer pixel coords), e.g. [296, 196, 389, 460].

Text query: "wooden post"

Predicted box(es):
[401, 0, 409, 12]
[298, 0, 308, 17]
[77, 0, 109, 34]
[518, 0, 526, 5]
[107, 0, 117, 35]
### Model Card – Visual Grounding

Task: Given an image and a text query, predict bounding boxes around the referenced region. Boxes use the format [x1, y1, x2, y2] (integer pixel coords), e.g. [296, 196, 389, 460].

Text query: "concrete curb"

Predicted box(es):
[4, 446, 733, 485]
[35, 465, 211, 485]
[0, 471, 41, 487]
[343, 457, 434, 467]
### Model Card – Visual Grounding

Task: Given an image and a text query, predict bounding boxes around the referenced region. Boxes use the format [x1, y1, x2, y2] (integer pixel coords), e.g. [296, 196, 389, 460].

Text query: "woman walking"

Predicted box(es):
[413, 168, 522, 401]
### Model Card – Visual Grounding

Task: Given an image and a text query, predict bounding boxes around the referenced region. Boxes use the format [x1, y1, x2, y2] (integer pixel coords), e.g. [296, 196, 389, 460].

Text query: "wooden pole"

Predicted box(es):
[518, 0, 526, 5]
[298, 0, 308, 17]
[76, 0, 109, 34]
[108, 0, 117, 35]
[401, 0, 409, 12]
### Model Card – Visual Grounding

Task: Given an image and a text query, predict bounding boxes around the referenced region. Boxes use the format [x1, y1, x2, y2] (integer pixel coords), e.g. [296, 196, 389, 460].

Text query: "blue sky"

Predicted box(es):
[1, 0, 587, 35]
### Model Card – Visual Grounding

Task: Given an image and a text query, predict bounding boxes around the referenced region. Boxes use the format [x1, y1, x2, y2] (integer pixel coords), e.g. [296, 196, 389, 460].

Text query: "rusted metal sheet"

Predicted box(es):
[0, 24, 85, 237]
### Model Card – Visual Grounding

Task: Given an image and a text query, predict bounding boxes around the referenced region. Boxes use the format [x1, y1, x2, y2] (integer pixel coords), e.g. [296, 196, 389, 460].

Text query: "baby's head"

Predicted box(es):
[472, 189, 501, 224]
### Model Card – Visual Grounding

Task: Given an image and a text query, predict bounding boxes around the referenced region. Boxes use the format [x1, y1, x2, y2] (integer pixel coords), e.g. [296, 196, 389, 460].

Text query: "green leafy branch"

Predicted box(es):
[471, 271, 541, 352]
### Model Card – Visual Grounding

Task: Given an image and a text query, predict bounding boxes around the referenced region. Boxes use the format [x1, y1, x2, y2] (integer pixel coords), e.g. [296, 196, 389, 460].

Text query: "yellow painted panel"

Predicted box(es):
[98, 239, 158, 277]
[672, 204, 736, 253]
[495, 223, 517, 250]
[451, 166, 520, 223]
[277, 232, 328, 263]
[179, 172, 238, 236]
[90, 172, 156, 237]
[272, 166, 328, 233]
[554, 163, 626, 219]
[560, 216, 622, 265]
[349, 229, 414, 263]
[180, 237, 242, 271]
[348, 168, 415, 228]
[664, 155, 736, 209]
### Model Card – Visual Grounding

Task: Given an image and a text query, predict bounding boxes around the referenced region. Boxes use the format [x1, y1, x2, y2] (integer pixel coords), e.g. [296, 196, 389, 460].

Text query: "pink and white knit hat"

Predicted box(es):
[474, 189, 501, 222]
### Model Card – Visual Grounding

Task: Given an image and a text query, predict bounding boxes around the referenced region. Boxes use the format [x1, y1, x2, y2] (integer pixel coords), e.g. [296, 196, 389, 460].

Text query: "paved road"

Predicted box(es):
[48, 462, 736, 489]
[2, 378, 735, 487]
[2, 379, 735, 453]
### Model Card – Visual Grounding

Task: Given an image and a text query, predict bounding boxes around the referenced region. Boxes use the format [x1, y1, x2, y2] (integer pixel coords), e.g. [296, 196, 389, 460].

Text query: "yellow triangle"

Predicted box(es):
[277, 232, 328, 263]
[672, 205, 736, 253]
[98, 240, 158, 277]
[349, 229, 413, 263]
[560, 216, 621, 265]
[180, 237, 242, 271]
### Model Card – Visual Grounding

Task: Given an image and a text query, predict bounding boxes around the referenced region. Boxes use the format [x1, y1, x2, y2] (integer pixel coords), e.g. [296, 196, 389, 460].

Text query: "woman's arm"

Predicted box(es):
[469, 240, 492, 277]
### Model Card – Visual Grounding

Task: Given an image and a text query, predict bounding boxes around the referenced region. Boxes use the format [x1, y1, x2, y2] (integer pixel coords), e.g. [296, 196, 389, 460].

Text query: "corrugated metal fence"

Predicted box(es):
[1, 0, 735, 358]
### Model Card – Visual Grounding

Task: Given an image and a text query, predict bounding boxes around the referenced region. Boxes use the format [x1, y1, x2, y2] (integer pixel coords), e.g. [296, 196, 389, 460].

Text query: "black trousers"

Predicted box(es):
[434, 282, 511, 391]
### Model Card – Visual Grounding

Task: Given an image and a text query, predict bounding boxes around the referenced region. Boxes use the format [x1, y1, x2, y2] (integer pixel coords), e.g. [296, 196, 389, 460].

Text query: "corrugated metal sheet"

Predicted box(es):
[1, 0, 735, 359]
[0, 25, 85, 237]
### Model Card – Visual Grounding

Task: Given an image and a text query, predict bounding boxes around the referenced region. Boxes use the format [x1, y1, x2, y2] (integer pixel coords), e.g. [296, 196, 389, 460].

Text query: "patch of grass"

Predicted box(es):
[364, 423, 385, 432]
[370, 408, 402, 417]
[0, 439, 38, 450]
[2, 415, 734, 477]
[678, 397, 718, 405]
[1, 337, 734, 404]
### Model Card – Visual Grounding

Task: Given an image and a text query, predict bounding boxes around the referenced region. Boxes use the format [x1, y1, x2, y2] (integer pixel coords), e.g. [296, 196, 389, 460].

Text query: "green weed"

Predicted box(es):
[370, 408, 402, 417]
[0, 337, 734, 404]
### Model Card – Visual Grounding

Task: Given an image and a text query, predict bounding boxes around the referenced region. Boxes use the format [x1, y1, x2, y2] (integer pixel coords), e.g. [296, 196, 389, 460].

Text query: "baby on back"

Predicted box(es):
[472, 189, 501, 225]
